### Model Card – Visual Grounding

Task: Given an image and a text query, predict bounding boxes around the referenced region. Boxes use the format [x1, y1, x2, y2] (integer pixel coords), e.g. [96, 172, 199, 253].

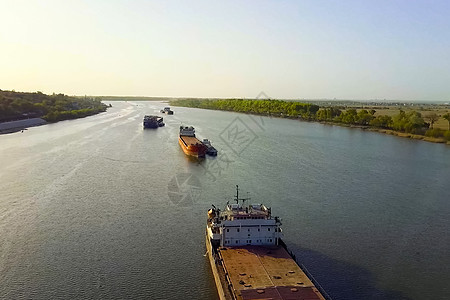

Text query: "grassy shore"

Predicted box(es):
[321, 122, 450, 144]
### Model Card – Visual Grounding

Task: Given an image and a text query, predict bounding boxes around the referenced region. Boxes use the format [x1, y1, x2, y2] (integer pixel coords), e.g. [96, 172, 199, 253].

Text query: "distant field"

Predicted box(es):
[355, 107, 450, 130]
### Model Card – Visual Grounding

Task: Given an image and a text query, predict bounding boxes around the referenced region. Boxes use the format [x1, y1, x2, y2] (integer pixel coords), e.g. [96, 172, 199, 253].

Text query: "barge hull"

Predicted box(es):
[206, 231, 232, 300]
[179, 136, 206, 157]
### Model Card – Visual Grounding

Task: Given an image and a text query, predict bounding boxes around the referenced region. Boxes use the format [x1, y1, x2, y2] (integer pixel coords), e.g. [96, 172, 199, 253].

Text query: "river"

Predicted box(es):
[1, 101, 449, 299]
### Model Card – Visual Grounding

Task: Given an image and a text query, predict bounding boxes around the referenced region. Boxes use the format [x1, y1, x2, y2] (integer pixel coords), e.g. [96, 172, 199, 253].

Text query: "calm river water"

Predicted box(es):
[1, 101, 449, 300]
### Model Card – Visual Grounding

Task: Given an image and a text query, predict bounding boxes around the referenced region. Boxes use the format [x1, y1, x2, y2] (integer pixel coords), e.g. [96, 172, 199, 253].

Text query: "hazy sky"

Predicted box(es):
[1, 0, 450, 100]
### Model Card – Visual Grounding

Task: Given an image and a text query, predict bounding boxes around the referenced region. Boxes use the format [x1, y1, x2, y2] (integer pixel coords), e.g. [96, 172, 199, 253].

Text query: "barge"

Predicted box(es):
[206, 186, 328, 300]
[179, 126, 207, 158]
[143, 115, 164, 128]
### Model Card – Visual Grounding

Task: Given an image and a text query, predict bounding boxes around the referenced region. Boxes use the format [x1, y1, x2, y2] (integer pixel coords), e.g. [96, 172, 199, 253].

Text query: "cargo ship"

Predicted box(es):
[179, 126, 207, 158]
[143, 115, 164, 128]
[206, 186, 329, 300]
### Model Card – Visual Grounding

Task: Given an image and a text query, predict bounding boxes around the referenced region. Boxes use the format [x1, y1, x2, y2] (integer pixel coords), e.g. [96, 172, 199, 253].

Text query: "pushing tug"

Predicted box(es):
[202, 139, 218, 156]
[178, 126, 207, 158]
[206, 186, 329, 300]
[143, 115, 164, 129]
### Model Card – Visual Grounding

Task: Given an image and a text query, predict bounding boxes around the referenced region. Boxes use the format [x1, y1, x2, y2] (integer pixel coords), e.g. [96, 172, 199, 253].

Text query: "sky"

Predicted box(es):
[1, 0, 450, 101]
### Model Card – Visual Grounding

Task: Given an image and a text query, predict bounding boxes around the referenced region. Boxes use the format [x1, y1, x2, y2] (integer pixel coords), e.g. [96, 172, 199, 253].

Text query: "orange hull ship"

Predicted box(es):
[179, 126, 207, 158]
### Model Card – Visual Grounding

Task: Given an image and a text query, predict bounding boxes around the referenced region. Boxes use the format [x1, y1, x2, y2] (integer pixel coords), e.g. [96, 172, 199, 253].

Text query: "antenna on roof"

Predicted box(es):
[234, 185, 251, 206]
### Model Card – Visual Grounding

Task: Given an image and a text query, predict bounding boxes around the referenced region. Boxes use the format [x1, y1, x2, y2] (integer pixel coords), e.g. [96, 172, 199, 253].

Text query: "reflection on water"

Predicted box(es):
[1, 101, 449, 299]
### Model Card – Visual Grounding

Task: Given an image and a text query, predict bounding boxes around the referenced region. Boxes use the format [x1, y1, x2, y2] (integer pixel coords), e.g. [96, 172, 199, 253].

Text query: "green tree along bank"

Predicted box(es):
[170, 99, 450, 143]
[0, 90, 108, 123]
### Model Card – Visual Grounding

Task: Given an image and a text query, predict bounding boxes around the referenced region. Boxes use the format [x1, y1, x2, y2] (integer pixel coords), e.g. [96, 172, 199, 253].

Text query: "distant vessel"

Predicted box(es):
[178, 126, 207, 158]
[202, 139, 218, 156]
[206, 186, 328, 300]
[160, 107, 174, 115]
[143, 115, 164, 129]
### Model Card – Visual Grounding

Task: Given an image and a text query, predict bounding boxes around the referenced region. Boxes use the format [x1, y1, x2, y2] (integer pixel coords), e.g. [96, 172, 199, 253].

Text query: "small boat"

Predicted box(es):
[143, 115, 164, 129]
[160, 107, 174, 115]
[202, 139, 218, 156]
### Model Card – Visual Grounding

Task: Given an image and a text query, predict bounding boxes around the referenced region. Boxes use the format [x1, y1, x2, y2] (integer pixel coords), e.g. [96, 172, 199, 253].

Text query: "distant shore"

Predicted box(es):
[0, 90, 109, 134]
[170, 99, 450, 146]
[0, 118, 47, 134]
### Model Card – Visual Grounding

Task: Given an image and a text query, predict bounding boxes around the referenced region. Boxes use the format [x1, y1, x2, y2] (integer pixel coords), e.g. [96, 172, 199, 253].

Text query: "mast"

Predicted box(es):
[235, 185, 250, 206]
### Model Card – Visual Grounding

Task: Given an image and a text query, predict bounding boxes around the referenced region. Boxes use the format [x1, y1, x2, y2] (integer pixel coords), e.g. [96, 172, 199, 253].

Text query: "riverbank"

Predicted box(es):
[0, 118, 47, 134]
[170, 100, 450, 146]
[1, 90, 108, 125]
[368, 128, 450, 144]
[319, 122, 450, 145]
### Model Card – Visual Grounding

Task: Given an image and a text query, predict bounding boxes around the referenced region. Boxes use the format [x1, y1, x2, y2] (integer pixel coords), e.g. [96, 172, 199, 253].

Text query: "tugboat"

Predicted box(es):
[143, 115, 164, 129]
[202, 139, 218, 156]
[178, 126, 207, 158]
[160, 107, 174, 115]
[206, 186, 329, 300]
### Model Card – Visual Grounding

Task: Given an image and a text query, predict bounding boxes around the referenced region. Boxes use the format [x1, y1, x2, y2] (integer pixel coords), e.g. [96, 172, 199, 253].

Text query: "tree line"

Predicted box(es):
[170, 99, 450, 141]
[0, 90, 108, 123]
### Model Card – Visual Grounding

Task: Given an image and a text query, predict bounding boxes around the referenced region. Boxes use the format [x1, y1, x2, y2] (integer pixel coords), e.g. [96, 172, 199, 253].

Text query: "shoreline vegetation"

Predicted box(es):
[169, 99, 450, 145]
[0, 90, 108, 134]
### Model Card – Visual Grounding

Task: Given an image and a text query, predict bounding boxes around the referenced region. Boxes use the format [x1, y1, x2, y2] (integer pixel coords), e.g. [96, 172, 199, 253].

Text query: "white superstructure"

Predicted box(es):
[206, 186, 282, 248]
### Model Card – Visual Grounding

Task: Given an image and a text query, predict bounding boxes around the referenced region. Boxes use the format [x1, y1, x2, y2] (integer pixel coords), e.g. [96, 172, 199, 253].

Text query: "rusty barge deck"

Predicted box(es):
[180, 135, 201, 146]
[214, 245, 326, 300]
